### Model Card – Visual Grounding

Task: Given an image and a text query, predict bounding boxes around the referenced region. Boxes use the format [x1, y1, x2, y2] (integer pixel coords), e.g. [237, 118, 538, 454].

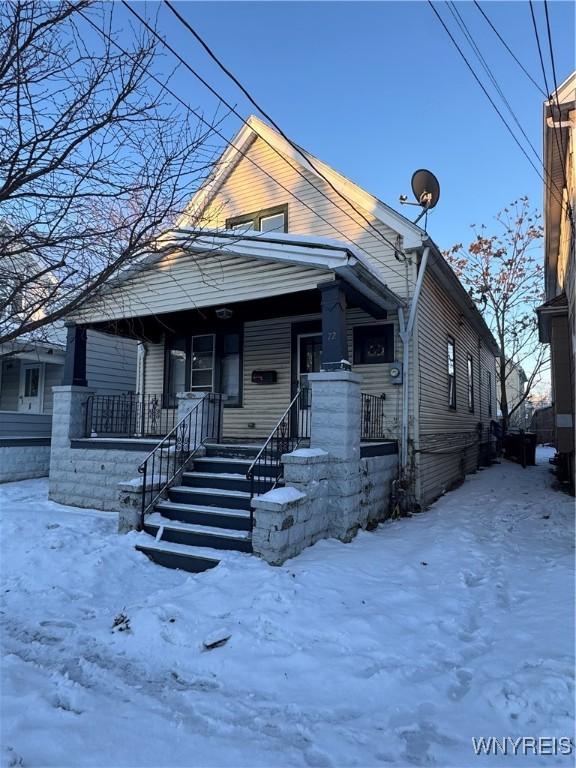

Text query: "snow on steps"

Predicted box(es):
[134, 536, 249, 574]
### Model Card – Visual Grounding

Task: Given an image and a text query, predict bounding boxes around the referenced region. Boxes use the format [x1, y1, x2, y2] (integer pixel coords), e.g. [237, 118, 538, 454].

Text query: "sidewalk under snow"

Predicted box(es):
[0, 447, 573, 767]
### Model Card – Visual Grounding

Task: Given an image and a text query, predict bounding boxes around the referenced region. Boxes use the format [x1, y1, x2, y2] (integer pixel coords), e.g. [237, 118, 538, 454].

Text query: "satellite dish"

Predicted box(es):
[411, 169, 440, 210]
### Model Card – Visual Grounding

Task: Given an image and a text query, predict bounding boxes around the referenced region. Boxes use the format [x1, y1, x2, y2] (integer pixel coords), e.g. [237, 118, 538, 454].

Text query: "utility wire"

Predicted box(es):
[528, 0, 572, 222]
[447, 2, 542, 167]
[125, 0, 408, 270]
[163, 0, 407, 260]
[427, 1, 564, 209]
[473, 1, 546, 97]
[543, 0, 569, 166]
[74, 3, 417, 290]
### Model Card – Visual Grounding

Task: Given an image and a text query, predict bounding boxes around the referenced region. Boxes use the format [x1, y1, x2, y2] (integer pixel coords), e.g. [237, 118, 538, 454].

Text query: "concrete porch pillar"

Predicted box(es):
[307, 370, 362, 461]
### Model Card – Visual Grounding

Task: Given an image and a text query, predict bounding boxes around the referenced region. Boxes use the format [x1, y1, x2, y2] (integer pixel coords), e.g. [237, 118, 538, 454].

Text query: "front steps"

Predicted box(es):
[135, 443, 277, 573]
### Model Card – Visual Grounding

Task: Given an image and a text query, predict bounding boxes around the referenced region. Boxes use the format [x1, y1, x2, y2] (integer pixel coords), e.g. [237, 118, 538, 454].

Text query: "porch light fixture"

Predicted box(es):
[215, 307, 234, 320]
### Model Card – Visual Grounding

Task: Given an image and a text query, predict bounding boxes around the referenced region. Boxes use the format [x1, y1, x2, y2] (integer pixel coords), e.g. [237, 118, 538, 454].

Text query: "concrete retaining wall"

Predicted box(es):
[0, 439, 51, 483]
[49, 386, 149, 511]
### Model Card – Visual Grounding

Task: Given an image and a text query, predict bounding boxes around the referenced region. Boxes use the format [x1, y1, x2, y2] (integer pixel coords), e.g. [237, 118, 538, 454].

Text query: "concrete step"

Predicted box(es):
[155, 500, 252, 530]
[168, 485, 252, 511]
[182, 470, 275, 494]
[204, 443, 264, 460]
[192, 456, 278, 478]
[144, 513, 252, 552]
[135, 538, 222, 573]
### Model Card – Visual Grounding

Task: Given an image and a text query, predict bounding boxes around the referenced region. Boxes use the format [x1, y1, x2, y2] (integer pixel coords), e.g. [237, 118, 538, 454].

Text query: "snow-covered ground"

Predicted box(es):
[1, 447, 574, 767]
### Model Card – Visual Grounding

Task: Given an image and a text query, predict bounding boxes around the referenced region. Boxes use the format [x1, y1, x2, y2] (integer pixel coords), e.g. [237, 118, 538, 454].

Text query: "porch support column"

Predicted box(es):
[62, 325, 87, 387]
[318, 280, 350, 371]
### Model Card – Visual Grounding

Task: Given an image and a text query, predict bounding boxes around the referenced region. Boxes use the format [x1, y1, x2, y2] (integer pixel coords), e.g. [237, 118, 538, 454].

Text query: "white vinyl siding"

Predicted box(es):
[75, 252, 334, 324]
[141, 308, 404, 440]
[85, 331, 138, 395]
[415, 271, 496, 506]
[201, 136, 416, 298]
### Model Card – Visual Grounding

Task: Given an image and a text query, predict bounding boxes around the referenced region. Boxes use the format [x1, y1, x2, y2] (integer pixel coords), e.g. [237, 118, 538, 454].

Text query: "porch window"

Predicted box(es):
[24, 367, 39, 397]
[191, 334, 215, 391]
[467, 354, 474, 412]
[353, 324, 394, 365]
[227, 204, 288, 233]
[447, 336, 456, 409]
[165, 336, 187, 407]
[219, 332, 242, 406]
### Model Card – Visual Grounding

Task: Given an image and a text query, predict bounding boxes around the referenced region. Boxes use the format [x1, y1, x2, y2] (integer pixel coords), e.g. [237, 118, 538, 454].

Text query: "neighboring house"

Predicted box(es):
[49, 115, 498, 571]
[0, 327, 138, 482]
[530, 405, 555, 445]
[536, 71, 575, 492]
[498, 359, 530, 429]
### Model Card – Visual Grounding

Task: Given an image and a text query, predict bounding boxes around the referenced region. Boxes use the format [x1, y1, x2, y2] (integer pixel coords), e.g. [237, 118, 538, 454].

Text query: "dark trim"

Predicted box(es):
[0, 437, 51, 447]
[215, 328, 244, 408]
[360, 441, 398, 457]
[226, 203, 288, 233]
[63, 326, 87, 387]
[353, 323, 395, 365]
[290, 319, 322, 397]
[71, 439, 154, 452]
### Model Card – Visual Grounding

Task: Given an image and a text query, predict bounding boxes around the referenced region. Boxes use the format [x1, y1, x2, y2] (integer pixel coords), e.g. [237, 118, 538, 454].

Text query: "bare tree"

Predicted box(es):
[444, 197, 548, 433]
[0, 1, 219, 346]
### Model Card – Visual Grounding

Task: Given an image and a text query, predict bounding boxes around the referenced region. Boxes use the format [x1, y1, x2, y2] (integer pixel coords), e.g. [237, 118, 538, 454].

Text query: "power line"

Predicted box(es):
[427, 1, 564, 208]
[543, 0, 569, 164]
[447, 2, 543, 168]
[163, 0, 406, 262]
[528, 0, 572, 222]
[74, 3, 416, 290]
[123, 1, 409, 270]
[473, 1, 547, 97]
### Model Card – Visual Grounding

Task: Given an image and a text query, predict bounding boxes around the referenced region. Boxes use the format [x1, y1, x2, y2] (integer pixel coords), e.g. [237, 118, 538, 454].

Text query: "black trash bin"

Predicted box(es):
[503, 430, 537, 467]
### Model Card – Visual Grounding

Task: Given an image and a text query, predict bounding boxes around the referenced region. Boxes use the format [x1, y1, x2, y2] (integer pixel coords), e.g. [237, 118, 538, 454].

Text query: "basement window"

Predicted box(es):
[227, 204, 288, 233]
[353, 324, 394, 365]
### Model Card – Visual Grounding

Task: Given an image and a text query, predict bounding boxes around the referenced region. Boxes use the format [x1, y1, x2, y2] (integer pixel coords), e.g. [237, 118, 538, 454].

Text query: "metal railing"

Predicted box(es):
[85, 393, 178, 438]
[246, 387, 311, 519]
[361, 393, 387, 440]
[138, 393, 223, 525]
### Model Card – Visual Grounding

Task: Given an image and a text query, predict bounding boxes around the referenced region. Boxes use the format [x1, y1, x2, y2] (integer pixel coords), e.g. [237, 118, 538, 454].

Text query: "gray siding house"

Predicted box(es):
[0, 329, 137, 482]
[48, 116, 499, 571]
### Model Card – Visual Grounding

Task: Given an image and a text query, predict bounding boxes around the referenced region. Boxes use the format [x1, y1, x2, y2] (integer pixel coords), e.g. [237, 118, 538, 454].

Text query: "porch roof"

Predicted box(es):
[70, 229, 405, 327]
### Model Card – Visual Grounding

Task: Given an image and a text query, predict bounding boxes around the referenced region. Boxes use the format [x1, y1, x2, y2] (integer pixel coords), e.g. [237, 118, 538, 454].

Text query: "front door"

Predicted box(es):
[19, 362, 44, 413]
[296, 333, 322, 436]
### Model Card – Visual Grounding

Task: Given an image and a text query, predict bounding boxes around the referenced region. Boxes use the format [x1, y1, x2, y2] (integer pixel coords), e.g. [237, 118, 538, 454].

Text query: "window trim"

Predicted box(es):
[353, 323, 395, 366]
[226, 203, 288, 233]
[487, 369, 492, 416]
[467, 353, 474, 413]
[447, 335, 456, 410]
[216, 328, 244, 408]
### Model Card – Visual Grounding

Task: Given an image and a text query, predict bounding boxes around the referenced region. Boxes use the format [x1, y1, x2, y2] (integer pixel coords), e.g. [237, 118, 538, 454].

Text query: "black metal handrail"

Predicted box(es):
[361, 393, 387, 440]
[246, 387, 311, 519]
[138, 393, 223, 526]
[85, 393, 178, 438]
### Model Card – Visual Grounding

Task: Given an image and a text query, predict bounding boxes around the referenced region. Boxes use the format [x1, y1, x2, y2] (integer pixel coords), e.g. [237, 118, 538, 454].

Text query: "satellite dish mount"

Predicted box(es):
[399, 169, 440, 225]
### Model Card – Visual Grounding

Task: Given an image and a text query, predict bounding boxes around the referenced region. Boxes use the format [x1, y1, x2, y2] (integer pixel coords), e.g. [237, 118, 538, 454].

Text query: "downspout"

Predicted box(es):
[136, 342, 147, 396]
[398, 246, 430, 475]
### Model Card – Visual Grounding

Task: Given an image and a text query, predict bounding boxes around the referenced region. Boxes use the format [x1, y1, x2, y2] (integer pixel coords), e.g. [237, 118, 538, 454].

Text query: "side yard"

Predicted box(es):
[0, 447, 574, 767]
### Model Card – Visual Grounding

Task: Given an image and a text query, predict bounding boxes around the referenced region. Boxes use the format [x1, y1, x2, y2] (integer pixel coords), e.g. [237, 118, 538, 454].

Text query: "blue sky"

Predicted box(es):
[112, 1, 574, 251]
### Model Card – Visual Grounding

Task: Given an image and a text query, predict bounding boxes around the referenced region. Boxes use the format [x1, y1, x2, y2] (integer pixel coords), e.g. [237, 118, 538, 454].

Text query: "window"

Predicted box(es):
[219, 332, 242, 406]
[467, 354, 474, 412]
[353, 324, 394, 365]
[487, 370, 492, 416]
[447, 336, 456, 409]
[24, 367, 39, 398]
[191, 334, 215, 391]
[227, 204, 288, 233]
[164, 336, 187, 407]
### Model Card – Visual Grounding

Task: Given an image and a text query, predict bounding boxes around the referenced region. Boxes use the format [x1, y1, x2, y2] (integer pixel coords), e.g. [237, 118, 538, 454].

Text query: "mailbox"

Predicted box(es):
[251, 370, 277, 385]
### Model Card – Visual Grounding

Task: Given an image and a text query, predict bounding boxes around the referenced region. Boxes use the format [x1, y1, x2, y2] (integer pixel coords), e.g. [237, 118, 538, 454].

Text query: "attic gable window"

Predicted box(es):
[227, 204, 288, 234]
